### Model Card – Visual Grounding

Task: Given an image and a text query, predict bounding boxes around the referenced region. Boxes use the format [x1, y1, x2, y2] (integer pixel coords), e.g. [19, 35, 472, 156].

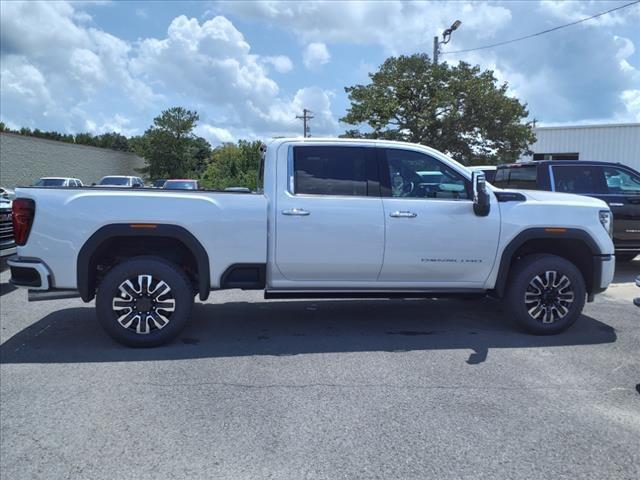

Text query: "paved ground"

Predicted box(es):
[1, 261, 638, 480]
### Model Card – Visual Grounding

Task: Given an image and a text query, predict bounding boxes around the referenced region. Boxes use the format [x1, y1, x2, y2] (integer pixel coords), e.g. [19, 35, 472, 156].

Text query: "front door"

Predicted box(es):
[275, 145, 385, 282]
[377, 147, 501, 286]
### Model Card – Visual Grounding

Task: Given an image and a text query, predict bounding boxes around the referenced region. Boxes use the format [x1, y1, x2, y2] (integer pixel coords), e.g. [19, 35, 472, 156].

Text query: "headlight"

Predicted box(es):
[599, 210, 612, 237]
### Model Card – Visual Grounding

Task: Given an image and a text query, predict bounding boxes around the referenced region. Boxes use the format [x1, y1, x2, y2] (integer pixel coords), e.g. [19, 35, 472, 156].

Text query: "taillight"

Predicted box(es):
[12, 198, 35, 246]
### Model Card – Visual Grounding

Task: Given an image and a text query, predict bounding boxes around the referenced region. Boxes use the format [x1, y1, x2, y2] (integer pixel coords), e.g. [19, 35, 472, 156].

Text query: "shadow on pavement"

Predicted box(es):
[0, 297, 616, 365]
[0, 280, 17, 297]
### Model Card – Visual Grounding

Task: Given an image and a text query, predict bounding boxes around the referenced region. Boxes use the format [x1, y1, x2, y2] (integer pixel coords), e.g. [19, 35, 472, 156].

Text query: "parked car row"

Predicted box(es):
[26, 176, 201, 190]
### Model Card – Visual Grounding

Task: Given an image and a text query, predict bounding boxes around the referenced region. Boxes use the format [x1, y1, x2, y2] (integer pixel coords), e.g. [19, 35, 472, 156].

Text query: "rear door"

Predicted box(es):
[601, 165, 640, 248]
[275, 145, 385, 281]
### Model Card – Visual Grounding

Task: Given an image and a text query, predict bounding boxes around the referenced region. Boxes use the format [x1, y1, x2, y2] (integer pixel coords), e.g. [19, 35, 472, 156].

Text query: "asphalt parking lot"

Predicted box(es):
[1, 262, 639, 480]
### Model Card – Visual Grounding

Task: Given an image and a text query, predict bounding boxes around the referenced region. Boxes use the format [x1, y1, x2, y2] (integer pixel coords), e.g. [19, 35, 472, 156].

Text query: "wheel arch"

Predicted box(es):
[494, 228, 602, 298]
[77, 224, 210, 302]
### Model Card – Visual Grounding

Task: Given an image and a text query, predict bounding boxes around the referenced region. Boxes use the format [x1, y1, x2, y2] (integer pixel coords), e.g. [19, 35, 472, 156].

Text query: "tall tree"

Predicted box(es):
[134, 107, 210, 179]
[341, 54, 535, 165]
[200, 140, 263, 191]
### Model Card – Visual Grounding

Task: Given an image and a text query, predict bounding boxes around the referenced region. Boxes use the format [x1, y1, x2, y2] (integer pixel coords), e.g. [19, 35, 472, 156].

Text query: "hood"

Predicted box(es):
[500, 189, 609, 209]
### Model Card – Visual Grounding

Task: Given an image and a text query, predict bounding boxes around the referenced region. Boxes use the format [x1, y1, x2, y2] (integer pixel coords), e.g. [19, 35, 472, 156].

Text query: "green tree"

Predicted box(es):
[200, 140, 262, 191]
[134, 107, 210, 179]
[341, 54, 535, 165]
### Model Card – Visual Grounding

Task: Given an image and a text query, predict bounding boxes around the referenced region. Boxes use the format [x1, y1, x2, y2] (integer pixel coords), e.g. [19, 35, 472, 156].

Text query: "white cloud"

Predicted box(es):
[1, 3, 338, 140]
[538, 0, 635, 27]
[620, 90, 640, 122]
[261, 55, 293, 73]
[130, 14, 338, 139]
[0, 0, 160, 132]
[218, 1, 512, 54]
[303, 42, 330, 70]
[198, 124, 235, 143]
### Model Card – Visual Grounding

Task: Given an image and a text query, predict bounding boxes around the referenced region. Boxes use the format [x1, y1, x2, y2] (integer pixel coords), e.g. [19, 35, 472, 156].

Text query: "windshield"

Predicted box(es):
[34, 178, 65, 186]
[163, 181, 197, 190]
[99, 177, 130, 186]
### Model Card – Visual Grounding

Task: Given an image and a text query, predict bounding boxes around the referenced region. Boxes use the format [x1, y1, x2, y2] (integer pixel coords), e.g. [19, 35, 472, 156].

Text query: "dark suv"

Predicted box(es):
[493, 160, 640, 261]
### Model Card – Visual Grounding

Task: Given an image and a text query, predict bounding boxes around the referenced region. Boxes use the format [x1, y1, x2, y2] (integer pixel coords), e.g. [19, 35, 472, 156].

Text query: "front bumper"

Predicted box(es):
[7, 255, 51, 290]
[591, 254, 615, 296]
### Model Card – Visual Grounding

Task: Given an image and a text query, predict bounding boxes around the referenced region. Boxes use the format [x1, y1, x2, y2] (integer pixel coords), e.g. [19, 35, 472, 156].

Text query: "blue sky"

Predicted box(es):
[1, 1, 639, 144]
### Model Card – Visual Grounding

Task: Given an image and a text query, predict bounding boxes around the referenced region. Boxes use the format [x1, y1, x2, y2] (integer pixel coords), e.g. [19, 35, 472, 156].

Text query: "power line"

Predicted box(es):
[442, 0, 639, 55]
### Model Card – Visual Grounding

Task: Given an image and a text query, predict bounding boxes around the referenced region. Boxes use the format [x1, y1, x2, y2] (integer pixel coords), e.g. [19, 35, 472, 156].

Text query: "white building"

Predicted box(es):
[519, 123, 640, 171]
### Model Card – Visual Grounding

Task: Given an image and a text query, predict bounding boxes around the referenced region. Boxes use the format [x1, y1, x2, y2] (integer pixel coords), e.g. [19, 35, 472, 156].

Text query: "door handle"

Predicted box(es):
[389, 211, 417, 218]
[282, 208, 310, 216]
[608, 203, 624, 207]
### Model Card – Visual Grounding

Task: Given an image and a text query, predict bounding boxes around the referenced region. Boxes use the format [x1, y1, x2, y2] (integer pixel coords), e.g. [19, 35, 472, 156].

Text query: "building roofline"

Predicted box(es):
[535, 122, 640, 131]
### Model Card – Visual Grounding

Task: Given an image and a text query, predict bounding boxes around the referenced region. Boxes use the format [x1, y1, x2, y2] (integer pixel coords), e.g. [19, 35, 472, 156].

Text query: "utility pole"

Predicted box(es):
[296, 109, 314, 138]
[433, 20, 461, 65]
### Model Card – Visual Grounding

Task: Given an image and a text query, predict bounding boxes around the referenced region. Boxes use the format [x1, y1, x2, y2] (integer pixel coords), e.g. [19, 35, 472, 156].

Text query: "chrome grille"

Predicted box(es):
[0, 207, 15, 249]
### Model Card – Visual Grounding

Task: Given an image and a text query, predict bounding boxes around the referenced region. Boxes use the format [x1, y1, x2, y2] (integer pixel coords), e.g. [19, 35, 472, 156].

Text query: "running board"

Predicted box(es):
[264, 290, 486, 300]
[28, 289, 81, 302]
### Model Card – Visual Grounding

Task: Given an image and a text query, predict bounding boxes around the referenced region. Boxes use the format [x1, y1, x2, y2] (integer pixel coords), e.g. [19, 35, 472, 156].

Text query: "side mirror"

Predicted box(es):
[132, 183, 142, 188]
[91, 182, 96, 186]
[472, 171, 490, 217]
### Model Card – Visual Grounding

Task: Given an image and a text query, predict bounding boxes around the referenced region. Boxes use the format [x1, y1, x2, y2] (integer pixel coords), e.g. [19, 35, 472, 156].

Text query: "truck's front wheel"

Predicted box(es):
[504, 254, 586, 335]
[95, 256, 194, 347]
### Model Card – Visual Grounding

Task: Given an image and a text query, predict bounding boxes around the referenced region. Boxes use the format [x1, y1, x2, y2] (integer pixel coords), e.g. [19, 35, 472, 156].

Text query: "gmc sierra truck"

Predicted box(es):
[8, 138, 615, 347]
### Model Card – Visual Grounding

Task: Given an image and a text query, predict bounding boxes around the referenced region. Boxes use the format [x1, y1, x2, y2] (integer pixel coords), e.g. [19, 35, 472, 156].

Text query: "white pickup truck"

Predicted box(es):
[8, 138, 615, 346]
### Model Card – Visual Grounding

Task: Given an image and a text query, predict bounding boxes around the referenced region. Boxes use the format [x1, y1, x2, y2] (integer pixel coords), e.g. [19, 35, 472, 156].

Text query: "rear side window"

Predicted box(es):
[507, 166, 537, 189]
[493, 168, 509, 188]
[492, 166, 538, 189]
[603, 166, 640, 195]
[552, 166, 605, 194]
[293, 146, 367, 196]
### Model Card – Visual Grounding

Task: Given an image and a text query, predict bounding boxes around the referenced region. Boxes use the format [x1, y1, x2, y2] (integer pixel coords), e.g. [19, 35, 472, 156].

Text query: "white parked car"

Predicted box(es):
[96, 176, 144, 188]
[8, 138, 615, 346]
[33, 177, 83, 187]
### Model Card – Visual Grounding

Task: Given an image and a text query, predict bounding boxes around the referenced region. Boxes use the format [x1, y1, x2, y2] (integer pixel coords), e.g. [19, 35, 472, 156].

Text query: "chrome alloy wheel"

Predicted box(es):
[112, 275, 176, 334]
[524, 270, 575, 324]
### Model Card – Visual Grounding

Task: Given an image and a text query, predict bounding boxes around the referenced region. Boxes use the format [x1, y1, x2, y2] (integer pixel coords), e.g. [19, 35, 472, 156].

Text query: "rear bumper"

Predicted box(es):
[7, 255, 51, 290]
[591, 254, 615, 296]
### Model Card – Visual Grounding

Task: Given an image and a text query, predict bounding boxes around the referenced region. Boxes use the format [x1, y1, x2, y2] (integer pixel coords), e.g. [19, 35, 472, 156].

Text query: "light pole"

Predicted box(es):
[433, 19, 461, 65]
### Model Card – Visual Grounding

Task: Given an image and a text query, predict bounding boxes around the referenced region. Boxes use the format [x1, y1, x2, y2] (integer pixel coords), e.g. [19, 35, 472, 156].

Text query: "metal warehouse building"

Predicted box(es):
[519, 123, 640, 172]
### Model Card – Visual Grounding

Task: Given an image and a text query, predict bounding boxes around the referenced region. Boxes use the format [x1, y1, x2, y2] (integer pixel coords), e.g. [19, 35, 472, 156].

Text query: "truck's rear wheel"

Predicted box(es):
[504, 254, 586, 335]
[95, 256, 194, 347]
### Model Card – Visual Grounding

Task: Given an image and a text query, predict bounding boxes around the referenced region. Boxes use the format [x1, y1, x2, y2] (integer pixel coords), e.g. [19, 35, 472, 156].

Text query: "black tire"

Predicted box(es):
[95, 256, 194, 347]
[504, 254, 586, 335]
[616, 253, 638, 262]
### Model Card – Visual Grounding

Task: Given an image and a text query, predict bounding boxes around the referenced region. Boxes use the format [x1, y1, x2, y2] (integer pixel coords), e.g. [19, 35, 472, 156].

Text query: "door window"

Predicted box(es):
[552, 166, 605, 194]
[603, 166, 640, 195]
[293, 146, 367, 196]
[382, 149, 469, 200]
